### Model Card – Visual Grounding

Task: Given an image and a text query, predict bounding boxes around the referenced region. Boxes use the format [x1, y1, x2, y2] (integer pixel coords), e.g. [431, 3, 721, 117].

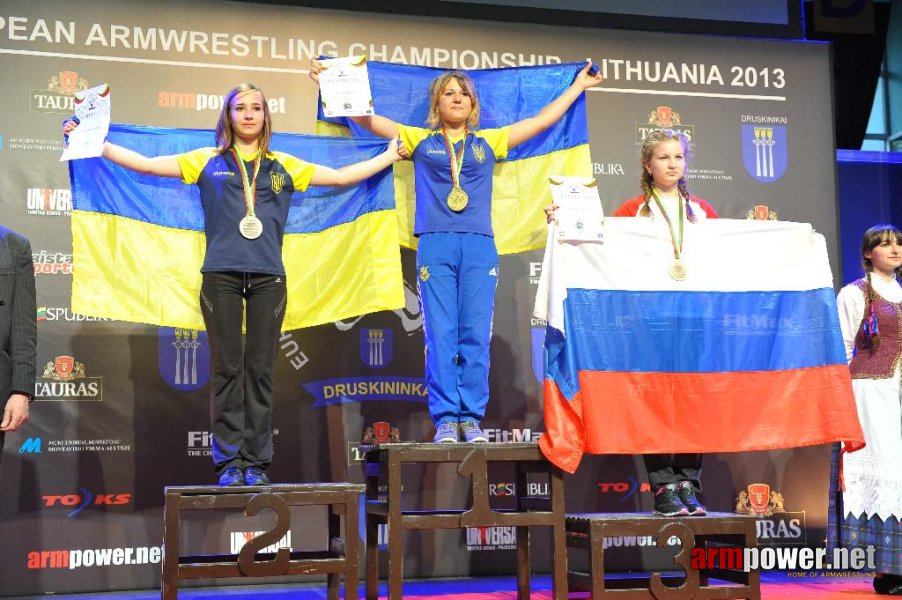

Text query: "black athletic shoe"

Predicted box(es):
[243, 466, 271, 486]
[653, 483, 690, 517]
[677, 481, 707, 516]
[874, 573, 902, 595]
[218, 466, 245, 487]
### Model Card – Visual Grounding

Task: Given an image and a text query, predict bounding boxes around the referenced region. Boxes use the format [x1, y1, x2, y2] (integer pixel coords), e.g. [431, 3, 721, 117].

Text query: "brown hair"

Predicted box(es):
[426, 71, 480, 129]
[215, 83, 272, 155]
[860, 224, 902, 352]
[637, 129, 696, 223]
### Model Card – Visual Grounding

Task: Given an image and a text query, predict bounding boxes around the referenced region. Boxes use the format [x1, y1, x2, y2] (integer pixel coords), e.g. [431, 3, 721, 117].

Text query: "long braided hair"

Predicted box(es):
[637, 129, 697, 223]
[860, 224, 902, 353]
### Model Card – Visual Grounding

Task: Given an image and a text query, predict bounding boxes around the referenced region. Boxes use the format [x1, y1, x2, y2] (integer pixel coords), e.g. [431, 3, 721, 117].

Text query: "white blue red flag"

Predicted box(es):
[534, 218, 864, 473]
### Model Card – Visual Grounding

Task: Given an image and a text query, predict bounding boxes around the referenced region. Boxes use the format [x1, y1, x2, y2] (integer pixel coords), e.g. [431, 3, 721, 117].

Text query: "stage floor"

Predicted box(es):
[9, 571, 879, 599]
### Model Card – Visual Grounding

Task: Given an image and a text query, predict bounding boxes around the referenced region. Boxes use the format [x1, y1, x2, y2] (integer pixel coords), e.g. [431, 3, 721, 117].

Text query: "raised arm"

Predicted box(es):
[309, 137, 407, 187]
[101, 142, 183, 179]
[309, 58, 401, 139]
[62, 119, 182, 178]
[508, 61, 602, 149]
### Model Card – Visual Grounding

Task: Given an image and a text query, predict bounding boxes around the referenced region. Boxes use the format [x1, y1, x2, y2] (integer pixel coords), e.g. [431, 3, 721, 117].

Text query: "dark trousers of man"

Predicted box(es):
[644, 453, 703, 492]
[200, 271, 286, 475]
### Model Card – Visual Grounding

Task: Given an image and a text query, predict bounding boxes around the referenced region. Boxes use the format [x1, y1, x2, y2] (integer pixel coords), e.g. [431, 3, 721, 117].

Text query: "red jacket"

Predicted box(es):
[613, 194, 719, 218]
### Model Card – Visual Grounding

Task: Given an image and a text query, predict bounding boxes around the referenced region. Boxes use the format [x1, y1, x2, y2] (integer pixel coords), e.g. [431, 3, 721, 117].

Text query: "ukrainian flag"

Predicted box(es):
[317, 61, 593, 254]
[69, 124, 403, 330]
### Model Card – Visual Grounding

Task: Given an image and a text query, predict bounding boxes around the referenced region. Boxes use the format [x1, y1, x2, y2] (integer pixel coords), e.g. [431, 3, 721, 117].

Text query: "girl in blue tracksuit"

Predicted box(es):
[311, 61, 602, 442]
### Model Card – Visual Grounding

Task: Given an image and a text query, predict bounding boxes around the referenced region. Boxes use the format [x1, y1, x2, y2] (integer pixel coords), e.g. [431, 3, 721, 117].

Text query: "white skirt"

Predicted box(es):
[842, 375, 902, 520]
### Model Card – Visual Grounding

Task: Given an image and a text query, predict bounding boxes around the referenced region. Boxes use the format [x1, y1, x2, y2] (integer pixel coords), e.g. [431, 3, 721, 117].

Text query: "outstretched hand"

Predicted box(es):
[309, 58, 324, 84]
[62, 117, 79, 142]
[388, 137, 407, 162]
[575, 60, 603, 90]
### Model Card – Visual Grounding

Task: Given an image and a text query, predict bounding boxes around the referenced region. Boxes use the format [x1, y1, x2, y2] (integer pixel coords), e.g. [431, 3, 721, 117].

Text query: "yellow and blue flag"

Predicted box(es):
[69, 123, 403, 330]
[317, 61, 593, 254]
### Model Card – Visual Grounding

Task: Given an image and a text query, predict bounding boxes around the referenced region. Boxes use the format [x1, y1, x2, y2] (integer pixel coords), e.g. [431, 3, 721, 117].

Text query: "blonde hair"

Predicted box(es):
[426, 71, 480, 129]
[215, 83, 272, 155]
[637, 129, 697, 223]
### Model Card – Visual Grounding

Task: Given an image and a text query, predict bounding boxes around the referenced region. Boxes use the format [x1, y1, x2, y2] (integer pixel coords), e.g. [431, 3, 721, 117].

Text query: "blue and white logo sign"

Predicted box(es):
[742, 125, 787, 182]
[159, 327, 210, 391]
[360, 328, 393, 369]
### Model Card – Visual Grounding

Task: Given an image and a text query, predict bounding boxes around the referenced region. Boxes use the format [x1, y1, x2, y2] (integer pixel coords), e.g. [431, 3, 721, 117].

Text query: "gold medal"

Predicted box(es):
[447, 187, 469, 212]
[442, 126, 469, 213]
[239, 215, 264, 240]
[669, 258, 687, 281]
[651, 189, 688, 282]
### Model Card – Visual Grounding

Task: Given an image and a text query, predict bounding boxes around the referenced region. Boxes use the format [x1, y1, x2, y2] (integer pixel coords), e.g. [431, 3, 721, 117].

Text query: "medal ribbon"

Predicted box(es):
[650, 189, 684, 259]
[441, 127, 467, 189]
[231, 147, 262, 218]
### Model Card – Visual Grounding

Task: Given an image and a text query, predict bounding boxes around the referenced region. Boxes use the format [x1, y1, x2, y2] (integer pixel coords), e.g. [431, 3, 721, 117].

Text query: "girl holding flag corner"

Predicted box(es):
[64, 82, 405, 486]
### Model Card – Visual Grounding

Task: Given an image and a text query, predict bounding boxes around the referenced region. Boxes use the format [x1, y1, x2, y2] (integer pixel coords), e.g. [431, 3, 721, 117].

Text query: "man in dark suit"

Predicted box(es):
[0, 226, 36, 457]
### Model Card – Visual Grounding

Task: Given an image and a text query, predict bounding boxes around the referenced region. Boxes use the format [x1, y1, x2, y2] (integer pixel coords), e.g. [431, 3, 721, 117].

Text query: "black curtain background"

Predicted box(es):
[805, 1, 893, 149]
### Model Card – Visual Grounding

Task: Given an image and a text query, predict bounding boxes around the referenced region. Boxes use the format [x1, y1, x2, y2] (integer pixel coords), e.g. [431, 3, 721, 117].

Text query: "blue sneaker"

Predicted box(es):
[218, 466, 244, 487]
[433, 421, 459, 443]
[460, 421, 488, 443]
[243, 466, 271, 486]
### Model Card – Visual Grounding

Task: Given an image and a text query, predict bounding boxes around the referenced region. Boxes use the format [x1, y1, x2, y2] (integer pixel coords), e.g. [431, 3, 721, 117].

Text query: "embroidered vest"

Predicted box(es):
[849, 278, 902, 379]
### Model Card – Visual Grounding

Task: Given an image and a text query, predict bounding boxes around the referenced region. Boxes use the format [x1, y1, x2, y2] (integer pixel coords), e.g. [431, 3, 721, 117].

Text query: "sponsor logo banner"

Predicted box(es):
[229, 531, 291, 554]
[466, 526, 517, 551]
[43, 439, 131, 453]
[42, 489, 132, 517]
[31, 71, 89, 114]
[26, 188, 72, 216]
[34, 356, 103, 401]
[635, 105, 694, 144]
[37, 306, 111, 322]
[27, 546, 162, 570]
[736, 483, 807, 546]
[186, 431, 212, 457]
[158, 90, 287, 113]
[597, 477, 653, 501]
[33, 251, 73, 275]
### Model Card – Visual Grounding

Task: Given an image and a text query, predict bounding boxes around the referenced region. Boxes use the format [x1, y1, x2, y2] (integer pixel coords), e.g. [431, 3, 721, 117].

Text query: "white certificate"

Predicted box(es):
[549, 176, 604, 242]
[60, 84, 111, 161]
[318, 55, 374, 117]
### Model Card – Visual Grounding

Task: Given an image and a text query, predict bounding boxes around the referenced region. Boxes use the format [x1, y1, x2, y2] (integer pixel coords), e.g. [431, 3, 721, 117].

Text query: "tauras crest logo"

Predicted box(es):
[35, 355, 102, 401]
[735, 482, 806, 546]
[31, 71, 90, 114]
[43, 356, 83, 381]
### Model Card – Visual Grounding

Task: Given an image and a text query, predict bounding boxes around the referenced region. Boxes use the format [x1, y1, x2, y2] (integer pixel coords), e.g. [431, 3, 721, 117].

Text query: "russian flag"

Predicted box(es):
[534, 218, 865, 474]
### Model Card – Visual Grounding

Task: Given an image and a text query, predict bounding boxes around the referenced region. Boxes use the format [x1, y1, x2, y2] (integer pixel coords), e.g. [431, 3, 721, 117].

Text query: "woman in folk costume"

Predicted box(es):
[830, 224, 902, 595]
